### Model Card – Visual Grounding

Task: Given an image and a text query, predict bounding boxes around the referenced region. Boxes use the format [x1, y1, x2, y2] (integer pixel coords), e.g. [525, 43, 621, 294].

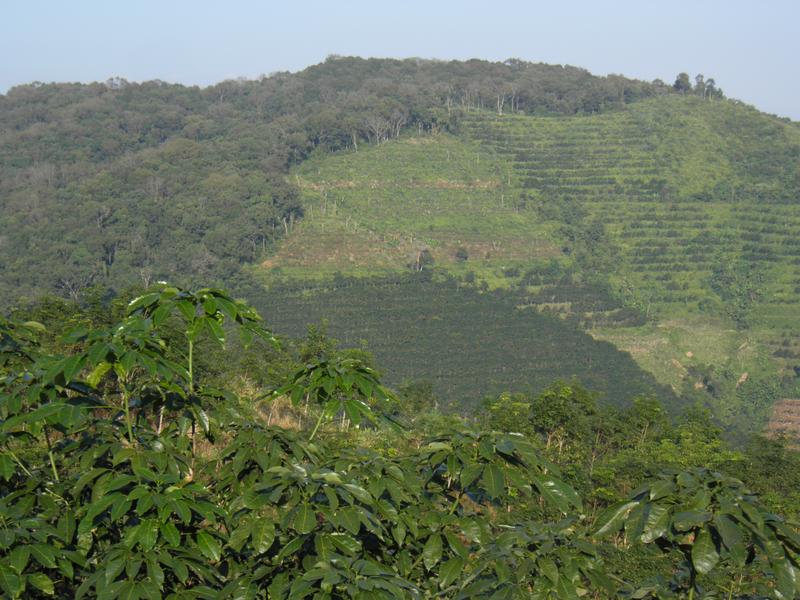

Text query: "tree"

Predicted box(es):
[595, 468, 800, 598]
[673, 72, 692, 93]
[694, 73, 706, 98]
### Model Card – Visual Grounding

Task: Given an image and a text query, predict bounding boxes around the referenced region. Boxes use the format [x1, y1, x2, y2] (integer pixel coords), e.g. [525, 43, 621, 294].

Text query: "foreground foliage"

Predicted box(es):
[1, 285, 798, 598]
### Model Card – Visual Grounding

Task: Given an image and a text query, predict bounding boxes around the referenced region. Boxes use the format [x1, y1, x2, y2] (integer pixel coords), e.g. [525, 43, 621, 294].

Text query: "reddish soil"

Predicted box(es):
[766, 399, 800, 442]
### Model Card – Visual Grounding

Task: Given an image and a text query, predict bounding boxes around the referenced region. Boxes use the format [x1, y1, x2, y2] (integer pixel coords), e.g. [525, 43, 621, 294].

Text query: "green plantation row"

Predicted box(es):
[459, 96, 800, 323]
[2, 284, 799, 599]
[250, 273, 676, 411]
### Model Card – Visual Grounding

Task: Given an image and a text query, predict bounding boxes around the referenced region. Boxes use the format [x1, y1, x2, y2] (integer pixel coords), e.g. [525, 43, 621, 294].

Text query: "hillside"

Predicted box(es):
[255, 94, 800, 432]
[0, 57, 663, 301]
[250, 273, 679, 411]
[2, 57, 799, 432]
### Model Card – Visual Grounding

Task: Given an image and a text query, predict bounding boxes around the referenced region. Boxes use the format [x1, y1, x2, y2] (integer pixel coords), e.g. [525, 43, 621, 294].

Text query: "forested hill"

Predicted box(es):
[3, 57, 799, 430]
[0, 57, 681, 302]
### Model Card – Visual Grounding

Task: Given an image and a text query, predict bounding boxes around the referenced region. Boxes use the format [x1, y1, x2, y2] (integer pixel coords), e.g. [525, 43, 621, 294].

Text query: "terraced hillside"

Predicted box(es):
[257, 94, 800, 431]
[462, 96, 800, 322]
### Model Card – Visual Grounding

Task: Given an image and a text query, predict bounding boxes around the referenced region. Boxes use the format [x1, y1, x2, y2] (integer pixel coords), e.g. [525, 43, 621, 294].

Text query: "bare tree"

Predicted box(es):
[56, 271, 97, 301]
[364, 114, 390, 144]
[389, 108, 407, 138]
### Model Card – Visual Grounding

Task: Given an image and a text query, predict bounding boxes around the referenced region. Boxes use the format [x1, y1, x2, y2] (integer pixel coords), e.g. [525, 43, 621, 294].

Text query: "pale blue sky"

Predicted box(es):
[1, 0, 797, 120]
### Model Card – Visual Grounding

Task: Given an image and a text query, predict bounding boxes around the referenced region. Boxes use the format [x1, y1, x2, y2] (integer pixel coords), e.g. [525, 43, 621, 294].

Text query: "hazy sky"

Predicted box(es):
[2, 0, 797, 120]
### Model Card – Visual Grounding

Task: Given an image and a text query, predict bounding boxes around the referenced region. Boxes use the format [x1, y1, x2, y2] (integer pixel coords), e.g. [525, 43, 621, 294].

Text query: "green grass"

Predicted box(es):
[259, 134, 561, 281]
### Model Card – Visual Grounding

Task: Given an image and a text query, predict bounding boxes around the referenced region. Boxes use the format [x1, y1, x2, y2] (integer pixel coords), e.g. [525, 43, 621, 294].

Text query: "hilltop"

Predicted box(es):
[0, 57, 675, 301]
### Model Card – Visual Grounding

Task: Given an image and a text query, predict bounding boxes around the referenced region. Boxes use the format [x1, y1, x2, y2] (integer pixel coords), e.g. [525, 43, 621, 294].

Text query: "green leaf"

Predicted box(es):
[647, 479, 675, 501]
[343, 398, 366, 425]
[251, 520, 276, 554]
[127, 292, 161, 313]
[691, 527, 719, 575]
[673, 510, 711, 532]
[0, 564, 22, 597]
[30, 543, 57, 569]
[0, 453, 14, 480]
[739, 500, 765, 533]
[392, 521, 407, 546]
[176, 299, 196, 322]
[158, 553, 188, 584]
[150, 303, 172, 327]
[460, 464, 483, 488]
[193, 407, 210, 435]
[87, 361, 112, 387]
[62, 354, 85, 382]
[593, 501, 639, 537]
[714, 515, 745, 563]
[482, 464, 505, 499]
[160, 521, 180, 547]
[202, 297, 218, 316]
[57, 558, 74, 580]
[227, 525, 251, 553]
[196, 531, 221, 562]
[105, 556, 126, 585]
[439, 556, 465, 587]
[555, 574, 579, 600]
[423, 533, 443, 571]
[342, 483, 372, 504]
[275, 535, 305, 562]
[329, 532, 361, 556]
[205, 317, 225, 345]
[772, 557, 798, 600]
[336, 507, 361, 535]
[641, 503, 670, 543]
[117, 581, 139, 600]
[293, 504, 316, 534]
[535, 476, 581, 513]
[27, 573, 55, 596]
[8, 546, 30, 574]
[539, 557, 559, 584]
[57, 511, 76, 543]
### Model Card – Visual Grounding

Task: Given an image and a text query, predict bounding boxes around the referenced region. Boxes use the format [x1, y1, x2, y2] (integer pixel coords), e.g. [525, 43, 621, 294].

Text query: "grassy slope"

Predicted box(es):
[255, 95, 800, 428]
[257, 134, 559, 287]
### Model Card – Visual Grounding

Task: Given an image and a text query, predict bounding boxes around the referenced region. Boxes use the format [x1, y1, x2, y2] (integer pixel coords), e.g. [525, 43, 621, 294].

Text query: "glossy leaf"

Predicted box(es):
[423, 533, 443, 571]
[691, 527, 719, 575]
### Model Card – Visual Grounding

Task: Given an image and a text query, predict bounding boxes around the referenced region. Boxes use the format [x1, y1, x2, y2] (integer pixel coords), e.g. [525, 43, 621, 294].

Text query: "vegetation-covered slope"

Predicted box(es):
[0, 57, 665, 302]
[2, 57, 798, 433]
[257, 93, 799, 432]
[251, 273, 678, 410]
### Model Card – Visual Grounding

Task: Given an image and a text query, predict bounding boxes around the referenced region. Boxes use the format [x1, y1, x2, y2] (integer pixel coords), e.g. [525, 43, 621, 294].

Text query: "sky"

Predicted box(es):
[1, 0, 798, 120]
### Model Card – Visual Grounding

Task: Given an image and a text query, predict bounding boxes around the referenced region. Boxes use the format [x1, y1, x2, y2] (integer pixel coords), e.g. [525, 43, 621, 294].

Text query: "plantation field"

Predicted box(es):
[462, 96, 800, 318]
[256, 94, 800, 431]
[249, 273, 680, 412]
[259, 135, 559, 284]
